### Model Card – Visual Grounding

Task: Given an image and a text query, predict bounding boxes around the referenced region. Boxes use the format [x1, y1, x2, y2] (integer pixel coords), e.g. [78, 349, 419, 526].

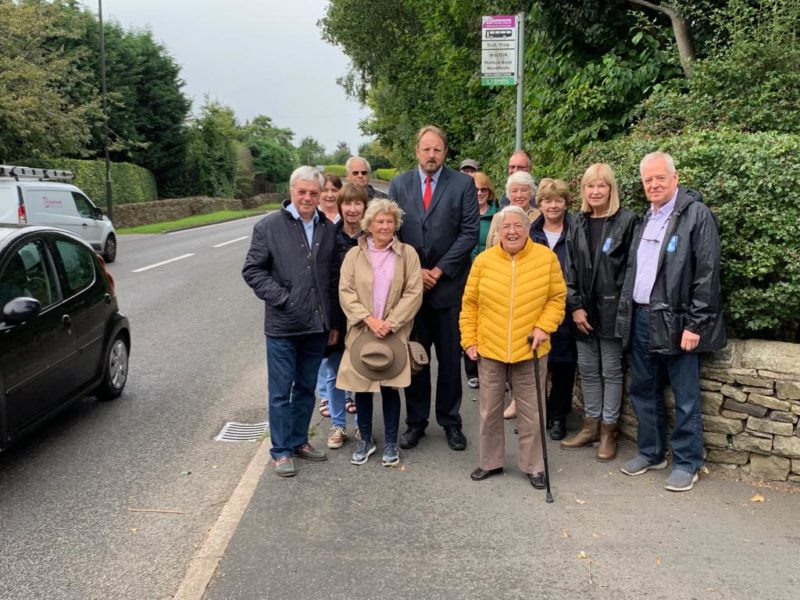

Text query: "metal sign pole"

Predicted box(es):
[98, 0, 113, 220]
[515, 12, 525, 151]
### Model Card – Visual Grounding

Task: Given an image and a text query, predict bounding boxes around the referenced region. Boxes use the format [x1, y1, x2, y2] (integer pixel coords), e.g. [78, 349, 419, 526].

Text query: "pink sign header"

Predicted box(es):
[482, 15, 515, 28]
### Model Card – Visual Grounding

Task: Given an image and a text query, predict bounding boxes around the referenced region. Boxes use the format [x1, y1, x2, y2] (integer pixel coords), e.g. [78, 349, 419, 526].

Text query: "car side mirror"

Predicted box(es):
[3, 297, 42, 325]
[93, 206, 105, 219]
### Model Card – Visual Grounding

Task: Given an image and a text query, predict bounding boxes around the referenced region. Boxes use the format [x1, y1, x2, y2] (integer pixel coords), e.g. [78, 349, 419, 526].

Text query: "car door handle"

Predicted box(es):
[104, 293, 112, 305]
[61, 314, 72, 329]
[82, 223, 88, 227]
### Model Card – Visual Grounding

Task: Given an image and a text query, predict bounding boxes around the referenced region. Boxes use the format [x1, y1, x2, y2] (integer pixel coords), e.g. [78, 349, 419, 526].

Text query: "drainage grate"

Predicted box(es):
[215, 421, 268, 442]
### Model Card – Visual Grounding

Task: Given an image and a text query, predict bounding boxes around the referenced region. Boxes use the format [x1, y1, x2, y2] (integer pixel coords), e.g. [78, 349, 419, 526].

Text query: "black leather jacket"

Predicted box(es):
[565, 207, 637, 339]
[242, 201, 339, 337]
[616, 187, 726, 354]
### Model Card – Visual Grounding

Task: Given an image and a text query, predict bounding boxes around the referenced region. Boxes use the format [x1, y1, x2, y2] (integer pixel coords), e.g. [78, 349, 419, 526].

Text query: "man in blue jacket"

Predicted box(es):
[616, 152, 726, 492]
[389, 125, 479, 451]
[243, 166, 340, 477]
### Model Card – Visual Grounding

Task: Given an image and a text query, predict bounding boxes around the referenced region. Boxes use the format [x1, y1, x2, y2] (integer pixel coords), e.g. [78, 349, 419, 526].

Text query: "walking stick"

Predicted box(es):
[532, 349, 554, 503]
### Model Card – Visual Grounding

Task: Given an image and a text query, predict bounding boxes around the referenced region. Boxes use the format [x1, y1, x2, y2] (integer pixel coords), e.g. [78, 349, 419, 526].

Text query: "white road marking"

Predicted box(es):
[132, 253, 195, 273]
[213, 236, 249, 248]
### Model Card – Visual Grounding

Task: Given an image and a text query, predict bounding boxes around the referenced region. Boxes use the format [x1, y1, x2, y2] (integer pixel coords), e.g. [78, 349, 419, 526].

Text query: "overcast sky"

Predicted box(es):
[94, 0, 370, 155]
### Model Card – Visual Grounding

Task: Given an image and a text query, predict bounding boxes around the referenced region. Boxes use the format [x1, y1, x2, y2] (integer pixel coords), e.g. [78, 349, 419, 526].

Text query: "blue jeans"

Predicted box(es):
[354, 388, 401, 444]
[266, 333, 327, 460]
[628, 307, 704, 473]
[325, 350, 350, 428]
[316, 358, 328, 399]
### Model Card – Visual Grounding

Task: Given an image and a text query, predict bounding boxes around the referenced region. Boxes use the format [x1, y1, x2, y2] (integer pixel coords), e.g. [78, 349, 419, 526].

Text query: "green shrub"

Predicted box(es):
[569, 131, 800, 342]
[23, 158, 157, 204]
[374, 168, 399, 181]
[323, 164, 346, 177]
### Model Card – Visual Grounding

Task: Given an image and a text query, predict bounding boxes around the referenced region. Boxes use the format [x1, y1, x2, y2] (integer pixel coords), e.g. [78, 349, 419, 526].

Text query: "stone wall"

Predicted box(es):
[112, 193, 286, 228]
[615, 339, 800, 482]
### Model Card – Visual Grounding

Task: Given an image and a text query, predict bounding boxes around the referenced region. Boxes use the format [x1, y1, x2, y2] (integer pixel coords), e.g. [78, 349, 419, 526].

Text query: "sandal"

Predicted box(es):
[345, 398, 357, 414]
[318, 398, 330, 418]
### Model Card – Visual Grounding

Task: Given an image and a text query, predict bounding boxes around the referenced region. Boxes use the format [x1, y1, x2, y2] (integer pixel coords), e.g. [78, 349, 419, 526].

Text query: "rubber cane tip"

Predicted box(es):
[545, 493, 554, 503]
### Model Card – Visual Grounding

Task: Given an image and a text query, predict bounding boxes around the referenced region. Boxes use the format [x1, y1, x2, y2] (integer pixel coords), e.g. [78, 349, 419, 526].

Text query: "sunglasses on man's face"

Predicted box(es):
[350, 170, 369, 176]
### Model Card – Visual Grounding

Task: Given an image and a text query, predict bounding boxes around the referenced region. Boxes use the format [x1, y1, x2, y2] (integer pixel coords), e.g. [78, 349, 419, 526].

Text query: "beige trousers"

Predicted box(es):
[478, 355, 548, 474]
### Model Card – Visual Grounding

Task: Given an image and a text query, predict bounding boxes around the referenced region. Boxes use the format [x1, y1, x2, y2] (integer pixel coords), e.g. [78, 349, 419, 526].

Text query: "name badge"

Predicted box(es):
[666, 235, 678, 253]
[602, 237, 612, 253]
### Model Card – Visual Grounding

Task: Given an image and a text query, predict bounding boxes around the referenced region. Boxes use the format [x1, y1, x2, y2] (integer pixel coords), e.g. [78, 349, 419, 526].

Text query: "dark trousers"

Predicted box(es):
[464, 353, 478, 378]
[404, 303, 462, 430]
[354, 388, 401, 444]
[547, 361, 576, 420]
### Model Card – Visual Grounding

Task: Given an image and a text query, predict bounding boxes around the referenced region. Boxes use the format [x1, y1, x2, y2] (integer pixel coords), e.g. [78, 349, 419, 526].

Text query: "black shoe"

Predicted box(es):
[399, 428, 425, 450]
[528, 471, 547, 490]
[549, 417, 566, 441]
[444, 426, 467, 451]
[471, 467, 503, 481]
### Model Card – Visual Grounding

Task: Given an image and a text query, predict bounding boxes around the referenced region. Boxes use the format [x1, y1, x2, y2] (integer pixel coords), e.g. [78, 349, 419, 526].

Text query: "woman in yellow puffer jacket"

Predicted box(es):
[460, 205, 566, 489]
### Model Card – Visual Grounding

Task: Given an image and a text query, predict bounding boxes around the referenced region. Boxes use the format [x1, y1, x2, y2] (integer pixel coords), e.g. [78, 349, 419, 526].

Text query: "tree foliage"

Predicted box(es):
[0, 0, 98, 161]
[636, 0, 800, 136]
[297, 136, 327, 166]
[244, 115, 298, 183]
[180, 100, 240, 198]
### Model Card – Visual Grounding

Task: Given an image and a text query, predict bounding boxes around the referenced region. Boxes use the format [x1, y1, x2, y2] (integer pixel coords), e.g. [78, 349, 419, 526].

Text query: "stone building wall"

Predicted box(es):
[612, 339, 800, 482]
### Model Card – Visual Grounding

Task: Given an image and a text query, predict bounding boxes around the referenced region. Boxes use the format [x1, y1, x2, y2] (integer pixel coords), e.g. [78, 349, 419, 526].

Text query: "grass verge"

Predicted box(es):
[118, 204, 280, 234]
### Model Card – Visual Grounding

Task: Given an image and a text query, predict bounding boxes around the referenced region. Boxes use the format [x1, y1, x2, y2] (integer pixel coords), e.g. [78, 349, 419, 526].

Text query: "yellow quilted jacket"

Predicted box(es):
[460, 238, 566, 363]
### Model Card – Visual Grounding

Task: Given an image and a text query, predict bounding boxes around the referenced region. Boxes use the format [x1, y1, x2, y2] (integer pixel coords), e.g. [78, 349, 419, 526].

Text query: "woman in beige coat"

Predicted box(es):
[337, 199, 423, 466]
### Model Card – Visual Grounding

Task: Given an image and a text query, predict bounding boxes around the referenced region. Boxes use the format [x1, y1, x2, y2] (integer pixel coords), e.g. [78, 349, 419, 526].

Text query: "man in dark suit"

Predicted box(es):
[388, 125, 479, 451]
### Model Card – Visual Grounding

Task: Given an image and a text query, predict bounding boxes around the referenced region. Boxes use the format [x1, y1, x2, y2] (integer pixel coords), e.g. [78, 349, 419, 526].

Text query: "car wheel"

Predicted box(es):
[102, 234, 117, 263]
[97, 334, 129, 401]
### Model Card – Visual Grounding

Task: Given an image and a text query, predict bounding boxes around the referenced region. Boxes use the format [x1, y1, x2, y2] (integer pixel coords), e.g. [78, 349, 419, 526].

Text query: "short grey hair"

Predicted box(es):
[497, 205, 531, 230]
[640, 152, 676, 176]
[345, 156, 371, 174]
[290, 165, 324, 189]
[361, 199, 404, 232]
[505, 170, 536, 197]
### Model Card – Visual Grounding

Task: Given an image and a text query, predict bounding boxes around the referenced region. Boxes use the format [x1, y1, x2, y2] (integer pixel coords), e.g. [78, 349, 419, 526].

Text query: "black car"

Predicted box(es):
[0, 225, 130, 451]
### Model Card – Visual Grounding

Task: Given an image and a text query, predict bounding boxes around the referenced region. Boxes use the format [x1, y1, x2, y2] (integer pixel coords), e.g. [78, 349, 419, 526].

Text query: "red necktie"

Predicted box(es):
[423, 175, 432, 210]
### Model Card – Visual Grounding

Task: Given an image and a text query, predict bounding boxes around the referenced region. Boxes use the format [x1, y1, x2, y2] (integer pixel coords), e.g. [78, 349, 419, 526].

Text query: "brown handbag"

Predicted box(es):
[407, 340, 428, 374]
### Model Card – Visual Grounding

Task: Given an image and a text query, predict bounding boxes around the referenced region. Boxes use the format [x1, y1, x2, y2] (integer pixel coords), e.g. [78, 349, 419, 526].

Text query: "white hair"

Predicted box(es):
[345, 156, 371, 174]
[640, 152, 676, 176]
[497, 205, 531, 230]
[505, 170, 536, 197]
[290, 165, 324, 189]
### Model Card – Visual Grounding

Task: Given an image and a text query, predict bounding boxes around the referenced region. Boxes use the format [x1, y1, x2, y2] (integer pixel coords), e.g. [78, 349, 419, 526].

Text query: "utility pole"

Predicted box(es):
[98, 0, 113, 220]
[515, 12, 525, 151]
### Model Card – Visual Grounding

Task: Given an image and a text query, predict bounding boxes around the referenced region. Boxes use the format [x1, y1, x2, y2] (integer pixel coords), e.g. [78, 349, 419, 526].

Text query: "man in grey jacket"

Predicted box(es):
[243, 166, 340, 477]
[616, 152, 726, 492]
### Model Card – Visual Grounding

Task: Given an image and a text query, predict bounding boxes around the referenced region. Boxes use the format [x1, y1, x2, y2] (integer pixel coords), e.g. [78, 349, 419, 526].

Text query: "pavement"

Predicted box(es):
[193, 371, 799, 600]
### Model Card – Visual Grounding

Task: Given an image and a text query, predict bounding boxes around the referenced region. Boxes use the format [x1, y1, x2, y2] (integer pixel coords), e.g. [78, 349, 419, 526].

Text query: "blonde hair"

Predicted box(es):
[361, 199, 404, 232]
[473, 172, 495, 200]
[580, 163, 620, 216]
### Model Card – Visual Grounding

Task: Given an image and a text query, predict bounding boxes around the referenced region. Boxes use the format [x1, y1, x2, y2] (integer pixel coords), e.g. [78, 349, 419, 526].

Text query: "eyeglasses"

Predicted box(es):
[641, 217, 670, 243]
[508, 164, 530, 172]
[350, 170, 369, 176]
[500, 223, 526, 232]
[476, 187, 490, 194]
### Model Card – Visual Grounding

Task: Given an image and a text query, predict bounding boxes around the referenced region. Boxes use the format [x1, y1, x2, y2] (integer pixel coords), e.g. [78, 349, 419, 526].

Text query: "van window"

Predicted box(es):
[52, 238, 95, 296]
[72, 192, 95, 219]
[0, 240, 57, 309]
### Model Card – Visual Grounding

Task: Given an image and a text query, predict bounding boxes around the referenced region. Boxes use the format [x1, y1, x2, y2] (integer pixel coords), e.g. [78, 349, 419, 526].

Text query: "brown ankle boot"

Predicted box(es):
[596, 421, 619, 462]
[560, 417, 599, 450]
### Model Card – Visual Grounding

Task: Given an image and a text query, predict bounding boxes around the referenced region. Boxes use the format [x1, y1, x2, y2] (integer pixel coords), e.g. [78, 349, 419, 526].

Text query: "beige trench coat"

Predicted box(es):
[337, 236, 423, 392]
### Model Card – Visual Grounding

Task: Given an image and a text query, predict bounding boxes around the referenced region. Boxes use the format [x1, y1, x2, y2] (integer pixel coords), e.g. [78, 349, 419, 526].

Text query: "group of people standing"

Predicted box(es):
[243, 124, 725, 494]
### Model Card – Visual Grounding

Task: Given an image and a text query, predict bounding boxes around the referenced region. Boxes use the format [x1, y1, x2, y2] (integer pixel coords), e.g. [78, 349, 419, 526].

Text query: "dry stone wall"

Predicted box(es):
[615, 339, 800, 482]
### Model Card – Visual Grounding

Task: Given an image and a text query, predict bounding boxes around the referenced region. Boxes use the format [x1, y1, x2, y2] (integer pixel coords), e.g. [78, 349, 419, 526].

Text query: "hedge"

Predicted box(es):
[322, 164, 346, 177]
[23, 158, 158, 205]
[568, 131, 800, 342]
[374, 168, 399, 181]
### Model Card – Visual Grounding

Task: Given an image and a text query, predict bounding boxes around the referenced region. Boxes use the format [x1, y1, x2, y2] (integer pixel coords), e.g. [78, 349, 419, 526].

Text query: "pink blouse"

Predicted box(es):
[367, 237, 396, 319]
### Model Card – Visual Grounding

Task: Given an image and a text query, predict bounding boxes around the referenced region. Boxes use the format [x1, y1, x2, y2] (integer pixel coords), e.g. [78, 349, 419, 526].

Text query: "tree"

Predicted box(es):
[181, 99, 239, 197]
[244, 114, 297, 183]
[0, 0, 99, 160]
[357, 140, 392, 169]
[296, 136, 326, 166]
[328, 141, 351, 165]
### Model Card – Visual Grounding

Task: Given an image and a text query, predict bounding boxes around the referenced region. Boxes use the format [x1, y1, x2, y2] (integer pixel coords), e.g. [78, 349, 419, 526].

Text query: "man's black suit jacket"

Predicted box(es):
[388, 165, 479, 309]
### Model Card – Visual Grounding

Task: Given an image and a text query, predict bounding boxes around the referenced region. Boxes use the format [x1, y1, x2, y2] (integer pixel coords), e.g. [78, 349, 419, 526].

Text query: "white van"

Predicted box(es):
[0, 165, 117, 262]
